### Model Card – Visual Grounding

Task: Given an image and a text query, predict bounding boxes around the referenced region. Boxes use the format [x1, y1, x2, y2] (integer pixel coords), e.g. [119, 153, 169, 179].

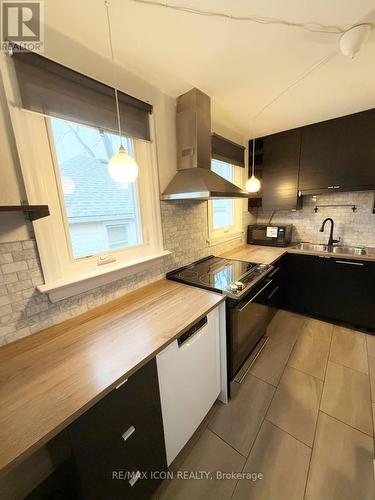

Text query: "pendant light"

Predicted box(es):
[246, 137, 261, 193]
[105, 1, 139, 184]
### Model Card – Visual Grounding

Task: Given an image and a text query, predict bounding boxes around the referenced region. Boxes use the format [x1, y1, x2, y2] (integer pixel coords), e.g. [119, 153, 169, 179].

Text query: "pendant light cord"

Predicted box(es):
[251, 135, 256, 176]
[105, 0, 123, 145]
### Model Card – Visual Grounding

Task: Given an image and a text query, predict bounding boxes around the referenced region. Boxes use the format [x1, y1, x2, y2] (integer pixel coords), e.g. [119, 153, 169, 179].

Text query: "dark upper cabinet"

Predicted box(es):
[248, 130, 302, 211]
[261, 128, 302, 210]
[299, 108, 375, 193]
[299, 119, 340, 192]
[335, 109, 375, 189]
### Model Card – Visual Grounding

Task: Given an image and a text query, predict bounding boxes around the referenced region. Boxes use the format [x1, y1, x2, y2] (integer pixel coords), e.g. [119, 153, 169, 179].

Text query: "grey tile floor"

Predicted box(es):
[155, 310, 375, 500]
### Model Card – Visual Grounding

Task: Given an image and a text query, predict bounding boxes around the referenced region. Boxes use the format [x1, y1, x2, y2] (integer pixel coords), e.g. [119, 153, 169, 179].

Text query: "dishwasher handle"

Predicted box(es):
[177, 316, 207, 347]
[236, 279, 273, 312]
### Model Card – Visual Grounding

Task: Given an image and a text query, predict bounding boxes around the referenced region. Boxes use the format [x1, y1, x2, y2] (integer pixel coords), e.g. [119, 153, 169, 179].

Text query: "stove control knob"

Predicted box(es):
[229, 284, 239, 292]
[234, 281, 245, 290]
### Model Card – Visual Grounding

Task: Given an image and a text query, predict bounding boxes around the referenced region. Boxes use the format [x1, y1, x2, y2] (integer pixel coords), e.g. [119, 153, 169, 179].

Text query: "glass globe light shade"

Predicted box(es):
[108, 145, 138, 184]
[246, 174, 261, 193]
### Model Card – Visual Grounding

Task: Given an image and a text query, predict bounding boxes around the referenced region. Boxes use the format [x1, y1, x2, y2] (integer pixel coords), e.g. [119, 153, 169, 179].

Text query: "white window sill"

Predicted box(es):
[38, 250, 171, 302]
[207, 231, 244, 247]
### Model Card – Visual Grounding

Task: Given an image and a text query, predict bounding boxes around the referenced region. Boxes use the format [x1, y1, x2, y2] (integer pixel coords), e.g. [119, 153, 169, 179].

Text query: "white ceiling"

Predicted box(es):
[45, 0, 375, 138]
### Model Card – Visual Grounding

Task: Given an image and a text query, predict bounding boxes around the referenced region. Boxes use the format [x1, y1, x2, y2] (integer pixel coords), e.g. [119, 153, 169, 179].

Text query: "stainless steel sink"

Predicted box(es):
[330, 245, 367, 255]
[294, 243, 367, 256]
[294, 243, 329, 252]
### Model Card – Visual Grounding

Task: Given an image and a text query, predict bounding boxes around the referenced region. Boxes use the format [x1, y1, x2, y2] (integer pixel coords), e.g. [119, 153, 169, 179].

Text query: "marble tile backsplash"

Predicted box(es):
[0, 203, 254, 345]
[1, 190, 374, 346]
[255, 191, 375, 248]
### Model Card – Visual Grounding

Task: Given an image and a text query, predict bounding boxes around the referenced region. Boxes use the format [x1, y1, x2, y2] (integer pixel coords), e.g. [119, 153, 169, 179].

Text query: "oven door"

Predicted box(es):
[229, 277, 279, 378]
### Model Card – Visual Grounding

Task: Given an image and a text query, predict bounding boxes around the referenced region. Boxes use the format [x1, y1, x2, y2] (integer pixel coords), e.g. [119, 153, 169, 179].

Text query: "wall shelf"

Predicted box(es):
[0, 204, 50, 221]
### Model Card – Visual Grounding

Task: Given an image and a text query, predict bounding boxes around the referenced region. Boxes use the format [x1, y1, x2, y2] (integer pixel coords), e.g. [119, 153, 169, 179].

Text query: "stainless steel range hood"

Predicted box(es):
[161, 88, 249, 201]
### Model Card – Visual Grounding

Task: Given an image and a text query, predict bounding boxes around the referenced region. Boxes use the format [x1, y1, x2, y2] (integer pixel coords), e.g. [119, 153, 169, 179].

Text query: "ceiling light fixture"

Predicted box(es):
[246, 137, 261, 193]
[339, 24, 371, 58]
[105, 0, 139, 184]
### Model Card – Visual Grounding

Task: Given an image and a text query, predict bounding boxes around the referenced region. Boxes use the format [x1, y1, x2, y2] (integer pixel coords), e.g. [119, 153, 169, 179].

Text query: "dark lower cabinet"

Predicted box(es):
[324, 258, 375, 331]
[280, 253, 375, 332]
[68, 358, 167, 500]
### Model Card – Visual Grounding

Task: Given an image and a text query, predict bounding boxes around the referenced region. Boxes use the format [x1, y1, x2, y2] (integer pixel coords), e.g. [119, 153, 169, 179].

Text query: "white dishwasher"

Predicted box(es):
[157, 307, 221, 466]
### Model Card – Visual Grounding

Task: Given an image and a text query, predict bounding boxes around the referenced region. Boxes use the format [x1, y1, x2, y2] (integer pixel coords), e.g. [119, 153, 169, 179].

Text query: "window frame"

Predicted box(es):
[1, 54, 168, 301]
[46, 119, 143, 260]
[106, 223, 129, 250]
[207, 160, 244, 243]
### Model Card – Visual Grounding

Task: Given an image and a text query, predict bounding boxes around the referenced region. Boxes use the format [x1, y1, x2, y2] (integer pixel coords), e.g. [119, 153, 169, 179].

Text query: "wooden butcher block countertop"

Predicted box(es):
[0, 279, 224, 474]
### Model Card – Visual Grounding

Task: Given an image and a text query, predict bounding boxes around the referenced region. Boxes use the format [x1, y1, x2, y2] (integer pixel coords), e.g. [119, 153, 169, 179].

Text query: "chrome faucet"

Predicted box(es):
[319, 218, 340, 247]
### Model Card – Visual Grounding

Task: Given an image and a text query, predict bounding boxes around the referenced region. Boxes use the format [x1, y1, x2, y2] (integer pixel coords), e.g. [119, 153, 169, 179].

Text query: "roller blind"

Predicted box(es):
[211, 133, 245, 168]
[11, 48, 153, 140]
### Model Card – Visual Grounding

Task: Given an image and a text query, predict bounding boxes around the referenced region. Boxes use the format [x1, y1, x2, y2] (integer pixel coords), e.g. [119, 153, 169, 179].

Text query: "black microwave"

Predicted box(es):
[247, 224, 293, 247]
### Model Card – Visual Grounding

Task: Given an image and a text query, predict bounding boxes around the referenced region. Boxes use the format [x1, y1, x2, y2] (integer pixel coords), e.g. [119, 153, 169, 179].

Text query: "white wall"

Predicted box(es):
[0, 64, 30, 242]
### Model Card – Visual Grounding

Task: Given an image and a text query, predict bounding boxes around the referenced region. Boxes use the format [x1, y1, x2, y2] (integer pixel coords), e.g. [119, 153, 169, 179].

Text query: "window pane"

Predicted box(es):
[211, 159, 234, 229]
[50, 118, 142, 258]
[107, 224, 129, 249]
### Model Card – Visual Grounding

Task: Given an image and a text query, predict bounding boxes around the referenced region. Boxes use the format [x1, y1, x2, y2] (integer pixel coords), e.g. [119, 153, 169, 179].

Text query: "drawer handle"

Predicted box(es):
[129, 470, 141, 487]
[115, 378, 128, 389]
[267, 285, 280, 300]
[327, 186, 334, 189]
[268, 267, 280, 278]
[334, 185, 341, 189]
[122, 425, 136, 442]
[335, 260, 364, 266]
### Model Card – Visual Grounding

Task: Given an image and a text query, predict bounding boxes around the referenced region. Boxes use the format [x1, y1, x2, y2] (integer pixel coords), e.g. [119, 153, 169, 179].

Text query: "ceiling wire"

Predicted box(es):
[129, 0, 374, 34]
[251, 50, 337, 134]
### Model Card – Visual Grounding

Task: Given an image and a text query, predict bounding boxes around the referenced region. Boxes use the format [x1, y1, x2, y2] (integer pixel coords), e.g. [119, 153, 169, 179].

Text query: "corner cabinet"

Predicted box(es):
[299, 108, 375, 194]
[68, 359, 167, 500]
[249, 129, 303, 211]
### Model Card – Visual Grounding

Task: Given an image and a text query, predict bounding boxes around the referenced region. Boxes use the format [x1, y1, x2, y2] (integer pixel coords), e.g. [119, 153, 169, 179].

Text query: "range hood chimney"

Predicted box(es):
[161, 88, 249, 201]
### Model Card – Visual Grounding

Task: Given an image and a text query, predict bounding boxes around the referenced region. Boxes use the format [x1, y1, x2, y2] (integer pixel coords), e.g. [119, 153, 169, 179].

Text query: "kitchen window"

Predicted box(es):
[1, 50, 168, 301]
[49, 118, 141, 259]
[208, 159, 243, 242]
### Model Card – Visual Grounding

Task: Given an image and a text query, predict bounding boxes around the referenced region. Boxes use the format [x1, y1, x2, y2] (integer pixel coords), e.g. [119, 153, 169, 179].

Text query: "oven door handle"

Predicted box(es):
[236, 279, 273, 312]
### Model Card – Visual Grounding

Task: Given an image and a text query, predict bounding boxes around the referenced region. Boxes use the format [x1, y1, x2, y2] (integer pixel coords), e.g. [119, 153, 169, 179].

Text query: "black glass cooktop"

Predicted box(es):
[166, 256, 258, 292]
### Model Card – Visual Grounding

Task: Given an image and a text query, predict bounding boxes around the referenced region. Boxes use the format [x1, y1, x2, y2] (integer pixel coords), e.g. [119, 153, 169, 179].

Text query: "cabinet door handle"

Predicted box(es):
[129, 471, 141, 487]
[335, 260, 364, 266]
[122, 425, 136, 442]
[115, 378, 128, 389]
